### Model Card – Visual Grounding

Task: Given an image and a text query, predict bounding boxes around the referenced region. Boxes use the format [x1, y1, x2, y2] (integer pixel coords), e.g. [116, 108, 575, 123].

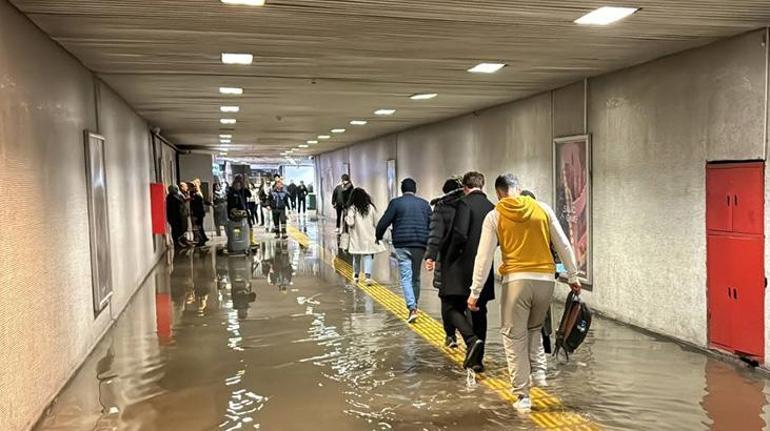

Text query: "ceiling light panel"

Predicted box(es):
[331, 128, 346, 133]
[220, 139, 232, 144]
[350, 120, 368, 125]
[219, 134, 232, 139]
[299, 144, 309, 148]
[409, 93, 437, 100]
[574, 7, 639, 25]
[318, 135, 331, 140]
[220, 118, 237, 124]
[220, 106, 240, 113]
[468, 62, 506, 73]
[374, 109, 396, 116]
[221, 0, 265, 5]
[221, 53, 254, 65]
[307, 140, 318, 144]
[219, 87, 243, 95]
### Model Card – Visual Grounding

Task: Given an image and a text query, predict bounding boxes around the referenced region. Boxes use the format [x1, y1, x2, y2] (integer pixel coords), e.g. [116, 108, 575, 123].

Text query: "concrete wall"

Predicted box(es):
[317, 30, 770, 361]
[0, 2, 168, 429]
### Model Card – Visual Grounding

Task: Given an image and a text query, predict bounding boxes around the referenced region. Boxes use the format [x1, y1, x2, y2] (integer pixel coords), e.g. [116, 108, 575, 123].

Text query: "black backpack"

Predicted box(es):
[553, 292, 592, 360]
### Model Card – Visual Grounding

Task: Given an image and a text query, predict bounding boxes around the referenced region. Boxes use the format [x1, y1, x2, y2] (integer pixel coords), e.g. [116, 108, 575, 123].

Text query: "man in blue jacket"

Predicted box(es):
[376, 178, 432, 323]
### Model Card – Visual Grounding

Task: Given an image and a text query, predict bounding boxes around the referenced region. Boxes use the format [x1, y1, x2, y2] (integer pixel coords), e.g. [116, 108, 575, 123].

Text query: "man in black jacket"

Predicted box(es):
[287, 180, 298, 212]
[442, 171, 495, 372]
[297, 181, 309, 214]
[332, 174, 353, 232]
[425, 178, 464, 348]
[166, 184, 190, 248]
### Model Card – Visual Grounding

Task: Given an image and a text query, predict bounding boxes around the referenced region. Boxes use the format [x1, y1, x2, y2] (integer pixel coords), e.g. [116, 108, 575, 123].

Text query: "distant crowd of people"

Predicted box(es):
[165, 174, 312, 249]
[333, 171, 581, 413]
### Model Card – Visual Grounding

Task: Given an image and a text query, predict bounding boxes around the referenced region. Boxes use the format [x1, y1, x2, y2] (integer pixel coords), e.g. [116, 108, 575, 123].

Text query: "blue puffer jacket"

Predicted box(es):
[375, 193, 432, 249]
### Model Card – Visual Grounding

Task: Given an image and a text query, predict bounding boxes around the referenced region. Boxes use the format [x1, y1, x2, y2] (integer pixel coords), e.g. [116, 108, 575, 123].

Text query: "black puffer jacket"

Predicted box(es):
[425, 189, 463, 289]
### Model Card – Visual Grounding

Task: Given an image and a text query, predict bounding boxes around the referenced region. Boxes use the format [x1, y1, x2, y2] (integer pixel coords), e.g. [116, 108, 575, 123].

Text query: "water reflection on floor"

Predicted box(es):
[35, 218, 770, 431]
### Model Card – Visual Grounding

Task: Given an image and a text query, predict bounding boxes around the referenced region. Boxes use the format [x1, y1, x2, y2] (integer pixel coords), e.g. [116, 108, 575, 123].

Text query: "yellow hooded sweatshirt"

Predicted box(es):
[496, 196, 555, 276]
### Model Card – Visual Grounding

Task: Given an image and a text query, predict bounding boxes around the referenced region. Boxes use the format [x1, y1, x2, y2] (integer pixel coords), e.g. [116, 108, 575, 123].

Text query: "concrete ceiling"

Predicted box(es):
[10, 0, 770, 157]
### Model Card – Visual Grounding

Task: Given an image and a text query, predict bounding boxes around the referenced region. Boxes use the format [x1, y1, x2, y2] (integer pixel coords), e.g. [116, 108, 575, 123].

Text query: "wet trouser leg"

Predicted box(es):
[335, 206, 343, 229]
[394, 248, 423, 311]
[299, 198, 306, 214]
[500, 279, 554, 398]
[440, 295, 476, 343]
[472, 299, 489, 361]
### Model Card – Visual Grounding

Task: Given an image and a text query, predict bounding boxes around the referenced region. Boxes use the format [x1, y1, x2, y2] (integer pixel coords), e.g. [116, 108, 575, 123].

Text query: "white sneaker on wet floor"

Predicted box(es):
[531, 371, 548, 387]
[364, 278, 374, 286]
[407, 310, 418, 324]
[513, 396, 532, 413]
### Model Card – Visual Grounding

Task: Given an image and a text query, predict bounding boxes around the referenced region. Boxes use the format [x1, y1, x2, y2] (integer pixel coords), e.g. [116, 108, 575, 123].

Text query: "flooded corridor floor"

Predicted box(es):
[35, 218, 770, 431]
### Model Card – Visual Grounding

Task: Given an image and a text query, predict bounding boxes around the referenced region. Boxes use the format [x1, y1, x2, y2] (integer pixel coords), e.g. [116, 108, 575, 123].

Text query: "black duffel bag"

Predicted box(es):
[553, 291, 592, 361]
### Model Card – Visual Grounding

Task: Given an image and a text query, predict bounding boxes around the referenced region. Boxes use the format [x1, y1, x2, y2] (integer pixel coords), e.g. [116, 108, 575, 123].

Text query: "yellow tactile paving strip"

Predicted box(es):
[287, 226, 600, 430]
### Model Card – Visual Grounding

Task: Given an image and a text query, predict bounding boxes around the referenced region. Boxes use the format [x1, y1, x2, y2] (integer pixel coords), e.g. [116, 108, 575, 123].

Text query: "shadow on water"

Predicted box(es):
[32, 219, 770, 431]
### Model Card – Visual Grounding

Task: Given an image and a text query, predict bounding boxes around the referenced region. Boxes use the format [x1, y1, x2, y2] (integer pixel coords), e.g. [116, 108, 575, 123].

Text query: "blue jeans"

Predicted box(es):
[352, 254, 373, 277]
[394, 248, 425, 311]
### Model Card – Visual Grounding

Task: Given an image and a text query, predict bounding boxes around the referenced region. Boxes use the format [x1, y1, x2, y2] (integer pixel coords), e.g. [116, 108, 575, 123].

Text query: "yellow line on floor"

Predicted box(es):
[286, 226, 600, 430]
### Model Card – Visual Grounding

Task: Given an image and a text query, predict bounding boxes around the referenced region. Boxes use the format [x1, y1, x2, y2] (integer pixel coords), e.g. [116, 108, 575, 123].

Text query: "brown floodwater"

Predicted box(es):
[34, 219, 770, 431]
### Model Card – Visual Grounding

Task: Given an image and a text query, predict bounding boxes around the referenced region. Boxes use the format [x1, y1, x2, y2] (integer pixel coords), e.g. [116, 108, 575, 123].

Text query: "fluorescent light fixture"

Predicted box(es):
[220, 139, 232, 144]
[299, 144, 309, 148]
[374, 109, 396, 116]
[574, 6, 639, 25]
[220, 118, 237, 124]
[307, 140, 318, 144]
[219, 134, 233, 139]
[409, 93, 437, 100]
[350, 120, 368, 125]
[221, 0, 266, 5]
[220, 106, 240, 113]
[219, 87, 243, 95]
[221, 53, 253, 65]
[318, 135, 331, 140]
[468, 62, 506, 74]
[331, 128, 346, 134]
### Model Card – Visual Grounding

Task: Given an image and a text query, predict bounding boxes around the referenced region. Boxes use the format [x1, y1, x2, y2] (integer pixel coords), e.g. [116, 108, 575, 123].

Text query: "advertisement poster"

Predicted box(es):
[386, 159, 397, 200]
[553, 135, 592, 285]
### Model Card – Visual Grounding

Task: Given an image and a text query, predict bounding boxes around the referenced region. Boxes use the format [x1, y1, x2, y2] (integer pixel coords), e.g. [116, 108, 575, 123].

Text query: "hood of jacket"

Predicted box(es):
[496, 195, 537, 223]
[430, 188, 463, 206]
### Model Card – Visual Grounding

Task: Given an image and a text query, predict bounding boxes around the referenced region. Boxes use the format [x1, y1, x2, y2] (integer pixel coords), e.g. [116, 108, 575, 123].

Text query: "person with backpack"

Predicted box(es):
[467, 174, 580, 413]
[344, 188, 386, 284]
[269, 180, 291, 239]
[425, 178, 464, 348]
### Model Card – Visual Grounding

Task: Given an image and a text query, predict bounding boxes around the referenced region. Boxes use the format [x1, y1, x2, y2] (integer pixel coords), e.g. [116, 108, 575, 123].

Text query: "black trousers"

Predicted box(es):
[191, 215, 209, 244]
[247, 202, 258, 225]
[298, 198, 306, 214]
[272, 209, 287, 233]
[441, 295, 488, 357]
[290, 196, 297, 210]
[335, 206, 343, 229]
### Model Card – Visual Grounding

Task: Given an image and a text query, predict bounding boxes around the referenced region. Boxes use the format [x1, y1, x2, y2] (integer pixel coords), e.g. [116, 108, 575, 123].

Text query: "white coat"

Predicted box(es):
[345, 206, 387, 255]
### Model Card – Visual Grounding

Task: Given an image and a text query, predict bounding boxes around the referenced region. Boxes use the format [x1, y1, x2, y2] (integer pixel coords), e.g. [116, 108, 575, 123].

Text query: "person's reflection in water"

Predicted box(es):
[267, 242, 294, 292]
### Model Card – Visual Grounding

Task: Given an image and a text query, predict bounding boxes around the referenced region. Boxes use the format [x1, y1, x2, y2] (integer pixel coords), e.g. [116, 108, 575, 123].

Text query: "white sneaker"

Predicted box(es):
[513, 396, 531, 413]
[531, 371, 548, 387]
[364, 278, 374, 286]
[407, 310, 418, 324]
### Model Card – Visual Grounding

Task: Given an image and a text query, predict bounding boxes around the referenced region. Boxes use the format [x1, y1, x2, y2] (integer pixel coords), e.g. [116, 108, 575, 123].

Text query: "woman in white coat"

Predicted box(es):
[345, 188, 386, 284]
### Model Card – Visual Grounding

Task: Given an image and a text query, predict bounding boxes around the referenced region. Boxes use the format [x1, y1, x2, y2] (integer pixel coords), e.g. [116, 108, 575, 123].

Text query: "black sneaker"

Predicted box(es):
[471, 363, 485, 373]
[445, 336, 458, 349]
[274, 232, 281, 239]
[281, 234, 288, 240]
[463, 339, 484, 369]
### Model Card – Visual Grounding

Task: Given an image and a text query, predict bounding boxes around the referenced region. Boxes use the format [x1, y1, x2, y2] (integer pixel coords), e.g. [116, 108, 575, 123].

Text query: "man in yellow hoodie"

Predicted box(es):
[468, 174, 580, 413]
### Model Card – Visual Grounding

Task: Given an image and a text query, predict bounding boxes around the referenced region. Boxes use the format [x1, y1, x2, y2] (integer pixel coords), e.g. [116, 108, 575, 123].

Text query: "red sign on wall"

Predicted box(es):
[150, 183, 167, 234]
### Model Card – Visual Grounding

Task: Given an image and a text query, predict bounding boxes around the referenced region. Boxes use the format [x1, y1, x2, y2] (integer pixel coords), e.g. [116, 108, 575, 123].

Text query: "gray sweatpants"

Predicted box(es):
[500, 279, 554, 397]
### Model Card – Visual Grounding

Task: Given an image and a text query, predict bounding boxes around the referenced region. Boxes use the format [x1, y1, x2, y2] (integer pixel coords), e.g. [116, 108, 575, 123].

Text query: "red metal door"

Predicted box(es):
[730, 236, 765, 358]
[707, 235, 734, 350]
[706, 166, 734, 232]
[706, 162, 765, 362]
[729, 163, 764, 235]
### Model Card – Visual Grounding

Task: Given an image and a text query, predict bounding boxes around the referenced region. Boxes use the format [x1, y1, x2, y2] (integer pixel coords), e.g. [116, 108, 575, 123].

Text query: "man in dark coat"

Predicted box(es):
[424, 178, 464, 348]
[269, 180, 292, 239]
[297, 181, 309, 214]
[166, 184, 189, 248]
[189, 181, 211, 247]
[332, 174, 353, 232]
[376, 178, 432, 324]
[442, 171, 495, 371]
[287, 180, 298, 211]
